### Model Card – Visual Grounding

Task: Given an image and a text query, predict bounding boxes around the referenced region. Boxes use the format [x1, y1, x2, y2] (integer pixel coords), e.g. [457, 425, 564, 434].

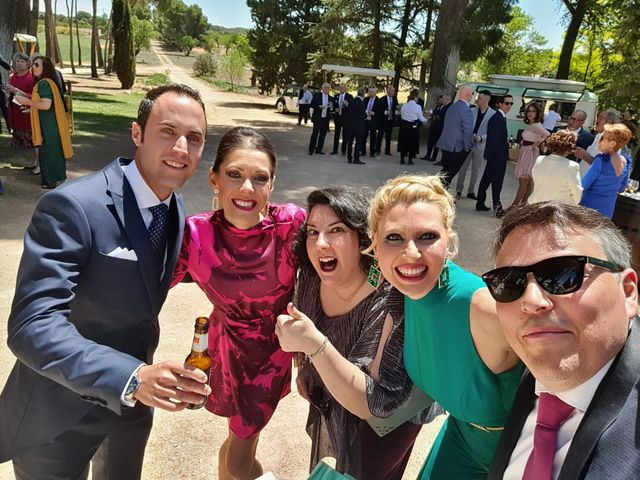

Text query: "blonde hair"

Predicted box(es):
[367, 174, 459, 256]
[602, 123, 633, 150]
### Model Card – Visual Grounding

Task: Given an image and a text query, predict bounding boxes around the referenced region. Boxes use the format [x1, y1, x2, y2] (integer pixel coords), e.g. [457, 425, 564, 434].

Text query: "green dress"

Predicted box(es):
[36, 79, 66, 185]
[403, 261, 523, 479]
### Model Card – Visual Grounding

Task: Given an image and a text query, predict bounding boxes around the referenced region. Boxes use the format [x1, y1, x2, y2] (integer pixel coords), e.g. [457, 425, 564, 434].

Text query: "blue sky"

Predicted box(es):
[46, 0, 566, 49]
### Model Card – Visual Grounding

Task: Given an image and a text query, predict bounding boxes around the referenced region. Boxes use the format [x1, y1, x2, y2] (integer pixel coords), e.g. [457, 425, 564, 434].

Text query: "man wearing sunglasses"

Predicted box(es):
[486, 202, 640, 480]
[476, 94, 513, 218]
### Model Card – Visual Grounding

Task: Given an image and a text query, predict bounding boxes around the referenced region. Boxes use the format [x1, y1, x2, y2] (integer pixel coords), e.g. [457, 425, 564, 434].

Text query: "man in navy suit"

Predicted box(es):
[0, 84, 211, 479]
[476, 94, 513, 217]
[485, 202, 640, 480]
[362, 86, 379, 157]
[437, 84, 474, 186]
[343, 87, 367, 165]
[309, 82, 333, 155]
[330, 83, 353, 155]
[374, 84, 398, 155]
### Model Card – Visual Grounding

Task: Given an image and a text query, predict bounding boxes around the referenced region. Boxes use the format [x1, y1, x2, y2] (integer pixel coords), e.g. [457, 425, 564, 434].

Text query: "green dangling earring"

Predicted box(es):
[438, 260, 450, 289]
[367, 258, 383, 289]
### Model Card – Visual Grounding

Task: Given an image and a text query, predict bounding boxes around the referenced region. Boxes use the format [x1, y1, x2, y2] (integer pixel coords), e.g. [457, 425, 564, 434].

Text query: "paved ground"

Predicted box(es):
[0, 44, 520, 479]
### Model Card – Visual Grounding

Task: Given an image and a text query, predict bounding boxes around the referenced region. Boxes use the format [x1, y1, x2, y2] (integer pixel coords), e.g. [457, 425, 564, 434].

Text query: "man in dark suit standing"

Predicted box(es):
[375, 84, 398, 155]
[362, 86, 379, 157]
[343, 87, 367, 165]
[437, 85, 474, 186]
[476, 94, 513, 218]
[330, 83, 353, 155]
[309, 82, 333, 155]
[484, 202, 640, 480]
[0, 84, 211, 479]
[422, 94, 451, 162]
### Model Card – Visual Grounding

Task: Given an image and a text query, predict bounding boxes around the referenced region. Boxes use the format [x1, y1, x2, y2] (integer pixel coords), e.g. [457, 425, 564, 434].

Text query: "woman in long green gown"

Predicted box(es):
[368, 174, 523, 479]
[15, 56, 71, 189]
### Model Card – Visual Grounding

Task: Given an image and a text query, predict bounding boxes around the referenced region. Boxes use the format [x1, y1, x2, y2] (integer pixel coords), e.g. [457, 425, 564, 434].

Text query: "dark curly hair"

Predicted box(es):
[292, 187, 373, 273]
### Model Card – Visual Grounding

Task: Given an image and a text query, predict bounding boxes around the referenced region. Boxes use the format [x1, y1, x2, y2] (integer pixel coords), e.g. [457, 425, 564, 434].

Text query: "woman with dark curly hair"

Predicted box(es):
[509, 102, 549, 207]
[529, 130, 582, 204]
[275, 186, 438, 479]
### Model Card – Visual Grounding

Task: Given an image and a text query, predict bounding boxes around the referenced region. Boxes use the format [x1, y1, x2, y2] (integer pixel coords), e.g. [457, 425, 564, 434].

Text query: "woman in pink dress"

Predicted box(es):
[171, 126, 306, 479]
[6, 53, 35, 149]
[509, 102, 549, 207]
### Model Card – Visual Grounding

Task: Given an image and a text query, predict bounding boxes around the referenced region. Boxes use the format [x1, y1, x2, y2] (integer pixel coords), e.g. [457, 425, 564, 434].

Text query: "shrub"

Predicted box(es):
[193, 53, 218, 77]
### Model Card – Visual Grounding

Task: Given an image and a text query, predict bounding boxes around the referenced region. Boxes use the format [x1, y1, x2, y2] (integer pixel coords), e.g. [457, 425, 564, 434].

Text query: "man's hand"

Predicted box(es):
[134, 361, 211, 412]
[574, 146, 593, 164]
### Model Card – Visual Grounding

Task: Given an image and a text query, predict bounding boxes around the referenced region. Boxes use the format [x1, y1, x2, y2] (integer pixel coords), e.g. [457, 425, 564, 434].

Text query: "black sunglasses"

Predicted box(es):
[482, 255, 623, 303]
[503, 101, 514, 105]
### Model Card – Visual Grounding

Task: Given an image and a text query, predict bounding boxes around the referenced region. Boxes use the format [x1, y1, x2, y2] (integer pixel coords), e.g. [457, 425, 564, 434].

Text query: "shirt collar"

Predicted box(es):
[535, 358, 615, 412]
[121, 159, 172, 209]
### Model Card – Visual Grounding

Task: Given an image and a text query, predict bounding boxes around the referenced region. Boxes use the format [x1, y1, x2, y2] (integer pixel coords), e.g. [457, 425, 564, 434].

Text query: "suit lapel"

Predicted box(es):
[559, 319, 640, 479]
[104, 158, 161, 309]
[488, 372, 536, 480]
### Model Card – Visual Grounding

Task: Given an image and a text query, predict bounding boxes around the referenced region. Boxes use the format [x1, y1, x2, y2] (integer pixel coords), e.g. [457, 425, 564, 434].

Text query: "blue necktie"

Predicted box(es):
[148, 203, 169, 261]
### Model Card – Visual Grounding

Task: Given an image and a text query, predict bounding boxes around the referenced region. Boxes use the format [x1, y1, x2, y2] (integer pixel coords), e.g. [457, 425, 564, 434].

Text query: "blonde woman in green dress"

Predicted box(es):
[368, 174, 523, 479]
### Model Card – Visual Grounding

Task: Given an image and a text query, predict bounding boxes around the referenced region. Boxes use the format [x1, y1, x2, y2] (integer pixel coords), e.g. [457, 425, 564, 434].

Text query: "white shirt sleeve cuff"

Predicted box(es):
[120, 363, 146, 407]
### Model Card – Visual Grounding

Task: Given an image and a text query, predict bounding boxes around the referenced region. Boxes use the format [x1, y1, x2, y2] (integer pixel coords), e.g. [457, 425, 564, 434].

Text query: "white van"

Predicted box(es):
[466, 75, 599, 138]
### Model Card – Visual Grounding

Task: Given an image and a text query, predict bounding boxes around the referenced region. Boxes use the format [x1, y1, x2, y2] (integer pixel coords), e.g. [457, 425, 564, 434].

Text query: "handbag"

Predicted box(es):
[366, 385, 435, 437]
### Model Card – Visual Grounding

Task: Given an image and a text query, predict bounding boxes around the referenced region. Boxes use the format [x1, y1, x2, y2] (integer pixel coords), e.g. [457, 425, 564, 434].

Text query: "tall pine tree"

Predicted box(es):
[112, 0, 136, 89]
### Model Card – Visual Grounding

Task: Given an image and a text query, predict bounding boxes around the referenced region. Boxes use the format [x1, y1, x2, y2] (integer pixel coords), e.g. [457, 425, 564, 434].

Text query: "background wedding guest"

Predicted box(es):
[14, 55, 72, 189]
[529, 130, 582, 204]
[509, 102, 549, 208]
[580, 123, 632, 218]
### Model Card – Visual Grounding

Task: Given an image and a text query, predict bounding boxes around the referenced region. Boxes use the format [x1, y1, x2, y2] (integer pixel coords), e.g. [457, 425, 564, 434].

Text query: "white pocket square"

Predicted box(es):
[105, 247, 138, 261]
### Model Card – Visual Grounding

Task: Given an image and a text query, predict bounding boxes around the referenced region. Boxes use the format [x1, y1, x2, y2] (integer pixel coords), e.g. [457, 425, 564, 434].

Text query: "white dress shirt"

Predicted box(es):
[504, 360, 614, 480]
[543, 110, 561, 130]
[121, 160, 172, 228]
[321, 93, 328, 118]
[400, 100, 427, 123]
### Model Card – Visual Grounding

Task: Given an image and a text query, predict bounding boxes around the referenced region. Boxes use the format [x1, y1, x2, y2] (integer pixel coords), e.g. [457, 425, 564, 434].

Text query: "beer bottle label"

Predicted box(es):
[191, 332, 208, 353]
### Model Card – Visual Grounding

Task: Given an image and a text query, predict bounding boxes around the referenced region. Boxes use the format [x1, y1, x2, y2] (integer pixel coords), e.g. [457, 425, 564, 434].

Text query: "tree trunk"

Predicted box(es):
[90, 0, 98, 77]
[105, 11, 113, 75]
[426, 0, 468, 113]
[556, 0, 589, 79]
[418, 0, 436, 99]
[66, 0, 76, 73]
[16, 0, 31, 33]
[0, 2, 17, 74]
[75, 0, 82, 65]
[29, 0, 39, 37]
[371, 0, 382, 70]
[44, 0, 55, 59]
[393, 0, 413, 92]
[54, 0, 63, 66]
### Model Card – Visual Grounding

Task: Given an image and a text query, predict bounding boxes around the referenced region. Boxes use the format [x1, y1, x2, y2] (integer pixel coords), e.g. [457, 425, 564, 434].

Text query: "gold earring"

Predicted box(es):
[211, 189, 220, 211]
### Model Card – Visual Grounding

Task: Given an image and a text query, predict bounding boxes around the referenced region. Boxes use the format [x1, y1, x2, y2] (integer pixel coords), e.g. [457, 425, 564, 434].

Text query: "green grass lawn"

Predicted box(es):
[72, 91, 143, 138]
[38, 32, 96, 65]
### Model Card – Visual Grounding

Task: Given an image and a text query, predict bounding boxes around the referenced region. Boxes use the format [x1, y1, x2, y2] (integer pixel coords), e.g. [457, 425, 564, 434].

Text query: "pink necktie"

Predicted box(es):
[523, 393, 575, 480]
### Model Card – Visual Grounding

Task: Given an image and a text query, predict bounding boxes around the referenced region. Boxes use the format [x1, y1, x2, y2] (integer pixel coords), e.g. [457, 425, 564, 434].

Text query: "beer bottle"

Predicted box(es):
[185, 316, 211, 410]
